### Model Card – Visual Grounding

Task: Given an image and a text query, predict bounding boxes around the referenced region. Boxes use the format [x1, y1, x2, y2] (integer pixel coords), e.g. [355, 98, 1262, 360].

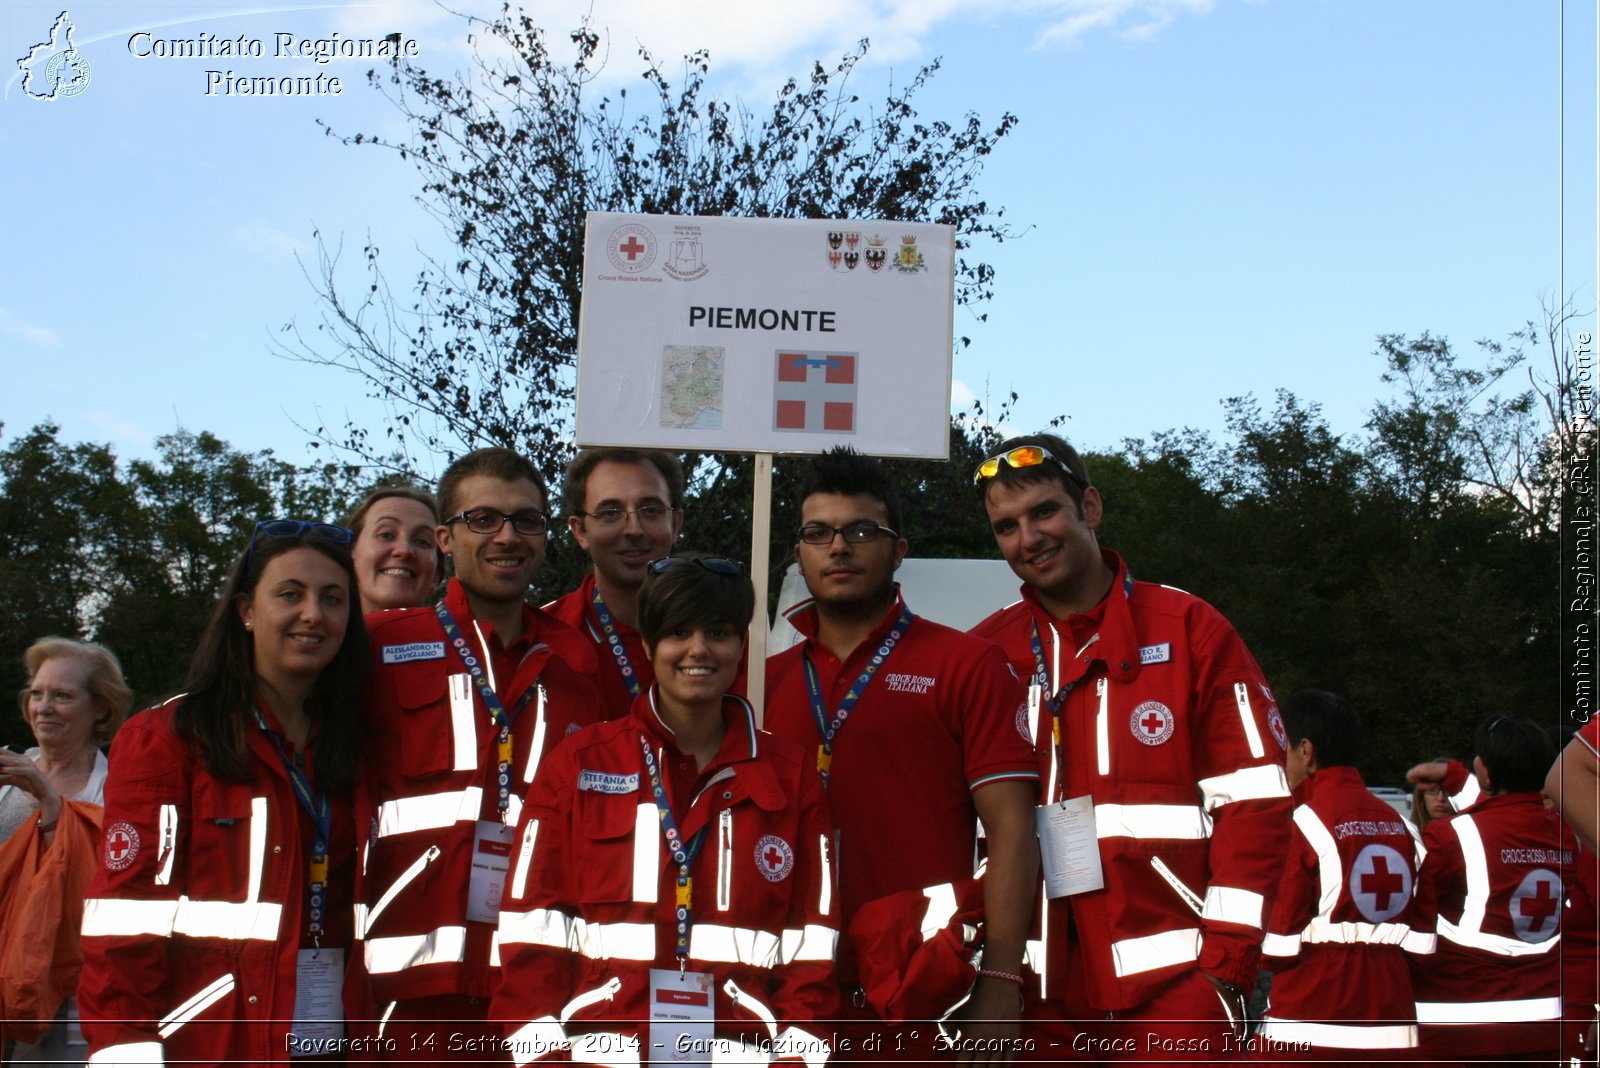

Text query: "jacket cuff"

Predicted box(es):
[505, 1017, 566, 1066]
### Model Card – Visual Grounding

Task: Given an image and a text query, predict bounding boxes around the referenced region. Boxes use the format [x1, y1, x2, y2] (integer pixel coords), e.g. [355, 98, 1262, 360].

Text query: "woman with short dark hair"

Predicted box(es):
[492, 552, 838, 1065]
[77, 520, 371, 1065]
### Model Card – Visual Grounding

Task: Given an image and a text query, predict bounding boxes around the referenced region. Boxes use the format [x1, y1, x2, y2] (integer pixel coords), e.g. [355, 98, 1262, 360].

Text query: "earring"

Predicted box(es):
[244, 621, 253, 630]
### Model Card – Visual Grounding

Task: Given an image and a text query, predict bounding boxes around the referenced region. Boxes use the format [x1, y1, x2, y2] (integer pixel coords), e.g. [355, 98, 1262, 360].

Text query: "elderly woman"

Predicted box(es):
[344, 485, 442, 614]
[492, 552, 837, 1066]
[77, 520, 371, 1065]
[1, 637, 131, 843]
[0, 638, 131, 1063]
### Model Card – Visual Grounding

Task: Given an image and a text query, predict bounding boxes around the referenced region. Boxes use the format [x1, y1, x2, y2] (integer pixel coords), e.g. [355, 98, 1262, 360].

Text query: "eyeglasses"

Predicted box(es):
[797, 521, 899, 546]
[973, 444, 1084, 488]
[647, 555, 746, 577]
[244, 519, 353, 573]
[444, 508, 549, 537]
[577, 504, 673, 527]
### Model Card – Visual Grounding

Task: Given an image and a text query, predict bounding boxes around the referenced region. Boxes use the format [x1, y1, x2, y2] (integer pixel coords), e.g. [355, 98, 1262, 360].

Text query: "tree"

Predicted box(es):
[280, 7, 1018, 485]
[0, 424, 366, 748]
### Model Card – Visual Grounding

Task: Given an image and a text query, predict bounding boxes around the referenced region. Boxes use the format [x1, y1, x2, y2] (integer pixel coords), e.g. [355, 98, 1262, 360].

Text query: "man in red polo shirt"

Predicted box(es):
[545, 448, 686, 719]
[765, 449, 1040, 1060]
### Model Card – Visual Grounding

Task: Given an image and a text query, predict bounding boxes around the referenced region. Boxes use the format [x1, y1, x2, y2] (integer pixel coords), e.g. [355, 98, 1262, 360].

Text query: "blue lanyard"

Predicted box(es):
[434, 601, 538, 816]
[638, 732, 708, 967]
[254, 707, 331, 945]
[1029, 621, 1070, 717]
[591, 586, 642, 699]
[801, 603, 914, 789]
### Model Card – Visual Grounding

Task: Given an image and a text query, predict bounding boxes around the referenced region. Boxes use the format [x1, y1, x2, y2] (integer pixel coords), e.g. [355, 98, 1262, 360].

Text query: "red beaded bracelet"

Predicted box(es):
[975, 967, 1025, 986]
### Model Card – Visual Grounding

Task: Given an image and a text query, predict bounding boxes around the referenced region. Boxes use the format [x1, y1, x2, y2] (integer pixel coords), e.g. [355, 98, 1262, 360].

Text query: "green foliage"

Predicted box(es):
[0, 424, 366, 748]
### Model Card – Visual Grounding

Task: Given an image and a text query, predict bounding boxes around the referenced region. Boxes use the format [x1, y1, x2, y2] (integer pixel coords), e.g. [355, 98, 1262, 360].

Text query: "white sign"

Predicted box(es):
[576, 211, 955, 458]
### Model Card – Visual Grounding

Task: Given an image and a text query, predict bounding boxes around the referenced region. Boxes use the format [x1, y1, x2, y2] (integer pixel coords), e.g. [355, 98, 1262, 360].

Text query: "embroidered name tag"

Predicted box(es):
[578, 770, 640, 794]
[1139, 643, 1171, 665]
[382, 641, 447, 664]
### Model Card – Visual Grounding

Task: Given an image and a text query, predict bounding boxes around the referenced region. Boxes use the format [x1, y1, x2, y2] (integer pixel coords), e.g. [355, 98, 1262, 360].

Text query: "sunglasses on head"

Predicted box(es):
[646, 556, 745, 577]
[243, 519, 353, 573]
[973, 444, 1088, 487]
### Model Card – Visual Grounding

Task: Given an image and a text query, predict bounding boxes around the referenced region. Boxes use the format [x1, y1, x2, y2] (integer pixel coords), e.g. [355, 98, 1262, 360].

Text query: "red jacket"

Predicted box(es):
[1258, 765, 1418, 1050]
[361, 579, 602, 1003]
[491, 691, 837, 1065]
[1408, 791, 1574, 1054]
[78, 700, 365, 1066]
[969, 550, 1293, 1008]
[545, 575, 653, 721]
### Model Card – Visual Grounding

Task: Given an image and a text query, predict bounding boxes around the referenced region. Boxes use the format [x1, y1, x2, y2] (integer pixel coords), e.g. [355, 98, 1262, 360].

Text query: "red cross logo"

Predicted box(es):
[619, 236, 646, 261]
[103, 820, 141, 871]
[1510, 868, 1563, 943]
[1360, 854, 1404, 912]
[606, 225, 656, 272]
[755, 834, 793, 882]
[1351, 844, 1411, 922]
[1129, 701, 1174, 746]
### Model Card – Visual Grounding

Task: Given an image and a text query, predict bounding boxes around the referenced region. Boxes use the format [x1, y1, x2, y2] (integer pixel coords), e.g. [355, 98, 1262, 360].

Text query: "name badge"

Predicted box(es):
[1036, 795, 1104, 899]
[382, 641, 446, 664]
[291, 947, 345, 1054]
[1139, 643, 1171, 665]
[649, 967, 715, 1067]
[467, 820, 515, 924]
[578, 770, 641, 795]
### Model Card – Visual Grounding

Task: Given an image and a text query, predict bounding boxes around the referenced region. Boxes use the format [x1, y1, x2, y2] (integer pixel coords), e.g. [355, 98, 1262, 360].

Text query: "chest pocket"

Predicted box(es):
[574, 789, 654, 906]
[190, 779, 265, 905]
[385, 661, 468, 779]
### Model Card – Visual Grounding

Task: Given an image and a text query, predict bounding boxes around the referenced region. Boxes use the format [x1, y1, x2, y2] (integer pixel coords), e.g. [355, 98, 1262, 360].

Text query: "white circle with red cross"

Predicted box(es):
[607, 224, 657, 273]
[1267, 707, 1288, 750]
[755, 835, 794, 882]
[104, 820, 141, 871]
[1350, 844, 1411, 922]
[1129, 701, 1174, 746]
[1510, 868, 1564, 943]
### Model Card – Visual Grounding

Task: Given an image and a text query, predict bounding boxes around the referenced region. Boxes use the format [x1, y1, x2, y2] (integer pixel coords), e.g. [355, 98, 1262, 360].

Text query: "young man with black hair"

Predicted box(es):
[765, 449, 1040, 1059]
[969, 432, 1292, 1059]
[1407, 715, 1575, 1064]
[1256, 689, 1420, 1060]
[361, 447, 604, 1056]
[546, 448, 687, 719]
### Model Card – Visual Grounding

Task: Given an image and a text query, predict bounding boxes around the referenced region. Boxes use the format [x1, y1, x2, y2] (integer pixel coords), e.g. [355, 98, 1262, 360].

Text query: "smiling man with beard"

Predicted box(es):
[764, 449, 1039, 1062]
[359, 447, 603, 1058]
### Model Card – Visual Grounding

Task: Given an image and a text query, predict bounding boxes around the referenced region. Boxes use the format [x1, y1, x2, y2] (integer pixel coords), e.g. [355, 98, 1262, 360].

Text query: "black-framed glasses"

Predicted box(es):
[797, 521, 899, 546]
[444, 508, 549, 537]
[647, 556, 745, 577]
[244, 519, 353, 573]
[577, 504, 673, 527]
[973, 444, 1084, 488]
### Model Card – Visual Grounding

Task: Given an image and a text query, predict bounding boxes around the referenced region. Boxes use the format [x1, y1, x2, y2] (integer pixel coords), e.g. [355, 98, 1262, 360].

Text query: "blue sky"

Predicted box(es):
[2, 0, 1593, 483]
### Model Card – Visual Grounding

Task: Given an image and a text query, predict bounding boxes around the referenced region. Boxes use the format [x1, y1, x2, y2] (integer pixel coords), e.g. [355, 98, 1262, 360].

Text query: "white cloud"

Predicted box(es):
[1030, 0, 1218, 46]
[85, 411, 155, 449]
[231, 221, 311, 259]
[0, 308, 60, 346]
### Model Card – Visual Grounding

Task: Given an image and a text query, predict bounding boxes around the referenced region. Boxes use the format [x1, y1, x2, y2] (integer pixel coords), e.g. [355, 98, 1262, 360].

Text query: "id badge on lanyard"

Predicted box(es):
[468, 820, 516, 924]
[291, 947, 346, 1054]
[648, 967, 715, 1067]
[1035, 795, 1104, 899]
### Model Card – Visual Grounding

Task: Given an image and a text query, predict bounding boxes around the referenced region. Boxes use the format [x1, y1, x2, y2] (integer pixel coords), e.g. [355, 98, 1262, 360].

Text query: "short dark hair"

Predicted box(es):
[345, 483, 443, 576]
[1474, 715, 1556, 794]
[638, 552, 755, 650]
[560, 449, 686, 517]
[795, 447, 902, 535]
[437, 448, 547, 522]
[176, 525, 370, 793]
[1280, 689, 1362, 771]
[977, 432, 1093, 513]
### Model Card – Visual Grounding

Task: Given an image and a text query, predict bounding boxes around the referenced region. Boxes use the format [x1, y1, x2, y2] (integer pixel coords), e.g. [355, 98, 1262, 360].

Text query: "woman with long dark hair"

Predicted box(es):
[77, 520, 371, 1065]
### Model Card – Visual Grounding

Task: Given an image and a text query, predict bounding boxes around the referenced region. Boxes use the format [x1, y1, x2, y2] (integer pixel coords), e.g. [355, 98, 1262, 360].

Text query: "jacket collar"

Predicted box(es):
[1020, 549, 1142, 684]
[632, 690, 784, 813]
[1295, 763, 1368, 803]
[782, 587, 911, 654]
[442, 577, 599, 679]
